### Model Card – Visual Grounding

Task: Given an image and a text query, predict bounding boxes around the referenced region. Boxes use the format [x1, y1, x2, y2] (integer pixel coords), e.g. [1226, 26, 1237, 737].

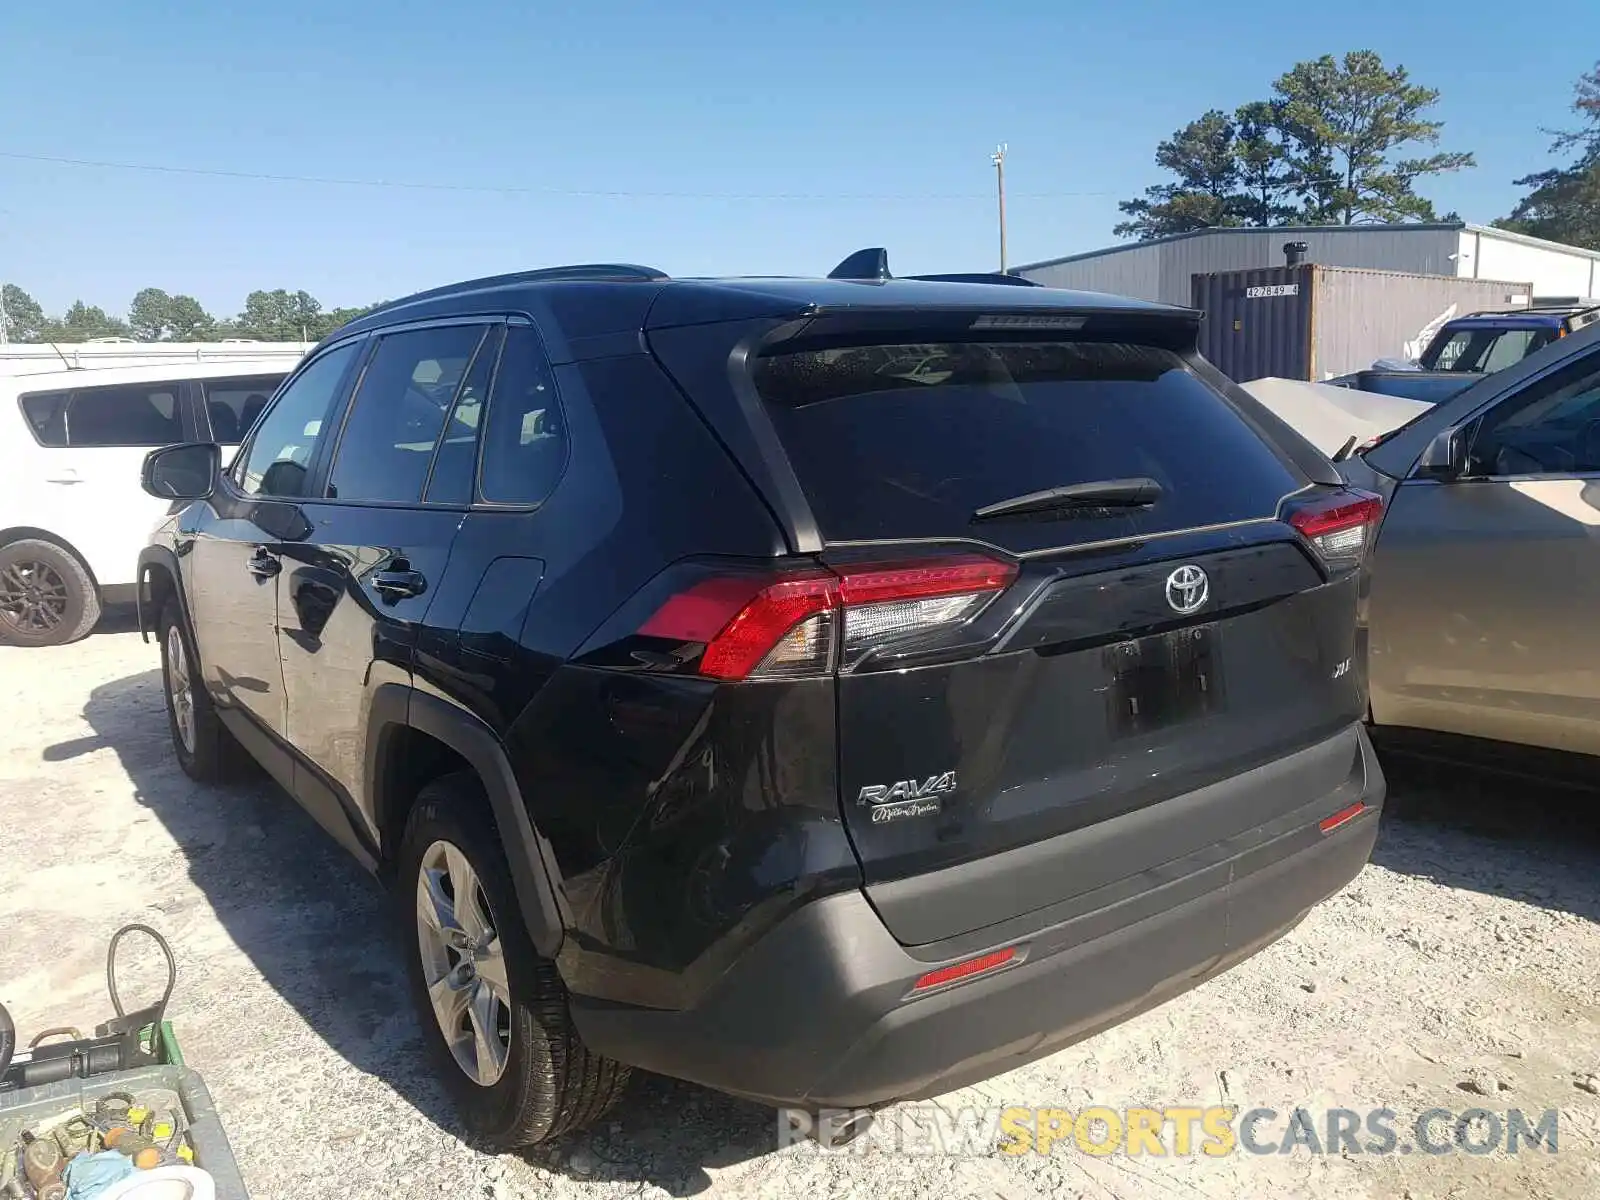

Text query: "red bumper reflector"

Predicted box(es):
[912, 946, 1017, 992]
[1319, 801, 1367, 834]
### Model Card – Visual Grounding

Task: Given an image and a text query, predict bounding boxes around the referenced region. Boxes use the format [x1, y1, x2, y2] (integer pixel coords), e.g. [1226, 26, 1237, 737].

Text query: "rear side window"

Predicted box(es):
[18, 384, 184, 448]
[424, 326, 501, 505]
[753, 340, 1300, 546]
[201, 374, 286, 444]
[20, 392, 68, 446]
[478, 326, 567, 506]
[327, 324, 488, 504]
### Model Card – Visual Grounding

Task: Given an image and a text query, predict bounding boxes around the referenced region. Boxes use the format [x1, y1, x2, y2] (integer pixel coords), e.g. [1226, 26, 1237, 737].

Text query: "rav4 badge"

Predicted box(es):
[857, 771, 957, 824]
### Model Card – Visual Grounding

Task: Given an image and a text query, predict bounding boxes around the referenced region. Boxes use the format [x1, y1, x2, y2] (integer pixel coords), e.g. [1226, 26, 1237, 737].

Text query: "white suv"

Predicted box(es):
[1, 360, 292, 645]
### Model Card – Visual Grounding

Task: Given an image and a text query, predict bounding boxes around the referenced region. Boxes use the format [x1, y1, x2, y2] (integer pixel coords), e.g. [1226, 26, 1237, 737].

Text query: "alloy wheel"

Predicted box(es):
[0, 560, 68, 638]
[416, 840, 512, 1086]
[164, 625, 197, 754]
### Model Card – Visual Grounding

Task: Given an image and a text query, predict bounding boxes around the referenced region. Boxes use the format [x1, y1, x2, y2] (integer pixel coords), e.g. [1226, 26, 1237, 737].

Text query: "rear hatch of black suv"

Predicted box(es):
[646, 287, 1377, 948]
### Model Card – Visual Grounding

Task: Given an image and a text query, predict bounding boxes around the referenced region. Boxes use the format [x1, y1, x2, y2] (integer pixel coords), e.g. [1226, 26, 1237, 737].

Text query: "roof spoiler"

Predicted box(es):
[826, 248, 1040, 287]
[910, 272, 1040, 287]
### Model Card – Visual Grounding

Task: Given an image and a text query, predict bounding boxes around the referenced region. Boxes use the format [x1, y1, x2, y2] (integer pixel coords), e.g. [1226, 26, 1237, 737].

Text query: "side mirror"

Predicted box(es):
[1413, 428, 1468, 481]
[142, 442, 220, 501]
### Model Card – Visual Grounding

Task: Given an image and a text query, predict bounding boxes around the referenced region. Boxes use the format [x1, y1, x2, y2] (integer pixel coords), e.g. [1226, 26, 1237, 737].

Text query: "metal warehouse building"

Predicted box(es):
[1012, 222, 1600, 307]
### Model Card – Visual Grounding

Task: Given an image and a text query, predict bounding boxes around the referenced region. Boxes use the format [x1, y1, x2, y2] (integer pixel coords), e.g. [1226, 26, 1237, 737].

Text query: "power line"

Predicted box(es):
[0, 148, 1468, 206]
[0, 149, 1114, 202]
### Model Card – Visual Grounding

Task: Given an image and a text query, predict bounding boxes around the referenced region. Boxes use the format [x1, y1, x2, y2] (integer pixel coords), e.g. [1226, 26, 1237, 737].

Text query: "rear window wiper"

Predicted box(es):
[971, 477, 1163, 522]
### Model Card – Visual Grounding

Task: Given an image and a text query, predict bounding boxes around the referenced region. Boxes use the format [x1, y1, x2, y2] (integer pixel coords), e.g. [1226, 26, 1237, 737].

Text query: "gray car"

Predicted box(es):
[1341, 320, 1600, 761]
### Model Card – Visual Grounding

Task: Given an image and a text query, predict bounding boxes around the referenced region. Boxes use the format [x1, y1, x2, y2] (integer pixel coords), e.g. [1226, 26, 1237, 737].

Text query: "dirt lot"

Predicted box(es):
[1, 626, 1597, 1199]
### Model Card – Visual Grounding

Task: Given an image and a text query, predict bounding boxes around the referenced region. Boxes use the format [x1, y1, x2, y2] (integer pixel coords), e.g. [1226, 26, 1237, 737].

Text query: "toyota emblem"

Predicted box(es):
[1164, 565, 1209, 615]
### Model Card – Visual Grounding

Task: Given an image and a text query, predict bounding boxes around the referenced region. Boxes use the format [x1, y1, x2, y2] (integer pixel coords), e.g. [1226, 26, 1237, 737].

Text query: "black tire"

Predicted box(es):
[0, 538, 100, 647]
[397, 773, 630, 1147]
[158, 599, 247, 783]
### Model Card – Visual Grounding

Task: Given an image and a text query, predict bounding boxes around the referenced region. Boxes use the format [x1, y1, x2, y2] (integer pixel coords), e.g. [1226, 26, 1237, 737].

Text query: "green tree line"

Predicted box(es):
[1115, 50, 1474, 239]
[0, 285, 376, 344]
[1493, 63, 1600, 249]
[1117, 51, 1600, 251]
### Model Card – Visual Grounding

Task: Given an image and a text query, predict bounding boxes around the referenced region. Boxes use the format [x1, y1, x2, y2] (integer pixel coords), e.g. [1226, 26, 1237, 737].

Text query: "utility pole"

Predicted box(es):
[991, 144, 1008, 275]
[0, 280, 8, 345]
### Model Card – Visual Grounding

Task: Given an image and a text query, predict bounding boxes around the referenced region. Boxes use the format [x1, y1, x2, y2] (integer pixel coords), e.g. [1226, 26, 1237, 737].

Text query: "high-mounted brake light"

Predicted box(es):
[1285, 489, 1383, 573]
[639, 554, 1018, 681]
[970, 313, 1087, 331]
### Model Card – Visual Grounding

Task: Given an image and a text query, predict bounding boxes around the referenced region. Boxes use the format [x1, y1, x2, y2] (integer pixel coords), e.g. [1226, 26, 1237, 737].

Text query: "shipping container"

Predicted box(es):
[1192, 263, 1532, 382]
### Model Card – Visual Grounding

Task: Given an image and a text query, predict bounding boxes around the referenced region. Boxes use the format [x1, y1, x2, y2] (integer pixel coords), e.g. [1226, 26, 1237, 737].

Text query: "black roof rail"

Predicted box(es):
[827, 248, 891, 281]
[908, 272, 1041, 287]
[1460, 304, 1590, 318]
[356, 263, 670, 322]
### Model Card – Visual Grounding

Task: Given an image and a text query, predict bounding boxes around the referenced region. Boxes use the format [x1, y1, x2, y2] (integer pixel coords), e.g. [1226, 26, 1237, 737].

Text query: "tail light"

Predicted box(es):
[1285, 489, 1384, 574]
[639, 554, 1017, 681]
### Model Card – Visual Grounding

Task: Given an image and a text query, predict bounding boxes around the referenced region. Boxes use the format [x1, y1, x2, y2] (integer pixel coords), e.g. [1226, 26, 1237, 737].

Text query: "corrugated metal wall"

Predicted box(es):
[1019, 241, 1167, 300]
[1193, 266, 1313, 380]
[1308, 267, 1531, 379]
[1017, 226, 1466, 305]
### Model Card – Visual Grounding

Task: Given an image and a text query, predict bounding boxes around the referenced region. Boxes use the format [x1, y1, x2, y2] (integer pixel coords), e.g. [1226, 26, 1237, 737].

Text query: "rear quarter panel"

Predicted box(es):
[411, 350, 819, 1003]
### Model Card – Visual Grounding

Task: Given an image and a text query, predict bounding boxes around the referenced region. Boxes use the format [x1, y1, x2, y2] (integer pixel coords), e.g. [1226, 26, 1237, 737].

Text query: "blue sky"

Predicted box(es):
[0, 1, 1591, 317]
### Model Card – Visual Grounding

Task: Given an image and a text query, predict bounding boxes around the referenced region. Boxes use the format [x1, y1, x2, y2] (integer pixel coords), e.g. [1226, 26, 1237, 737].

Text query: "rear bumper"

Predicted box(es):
[571, 723, 1384, 1110]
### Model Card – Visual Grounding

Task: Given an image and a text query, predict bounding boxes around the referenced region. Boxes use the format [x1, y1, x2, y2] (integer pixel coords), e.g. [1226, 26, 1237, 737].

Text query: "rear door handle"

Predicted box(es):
[246, 549, 281, 579]
[44, 469, 82, 484]
[372, 569, 427, 601]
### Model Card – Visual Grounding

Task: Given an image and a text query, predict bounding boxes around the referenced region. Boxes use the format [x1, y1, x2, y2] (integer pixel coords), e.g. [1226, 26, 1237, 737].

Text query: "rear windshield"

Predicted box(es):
[752, 340, 1300, 545]
[1422, 327, 1557, 372]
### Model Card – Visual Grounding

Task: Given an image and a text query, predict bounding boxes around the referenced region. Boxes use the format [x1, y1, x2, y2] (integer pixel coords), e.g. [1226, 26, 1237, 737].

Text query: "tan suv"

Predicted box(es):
[1341, 320, 1600, 767]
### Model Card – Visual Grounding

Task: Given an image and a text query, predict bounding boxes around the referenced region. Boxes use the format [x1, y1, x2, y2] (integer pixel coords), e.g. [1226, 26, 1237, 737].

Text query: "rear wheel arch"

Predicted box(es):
[369, 700, 475, 867]
[367, 685, 568, 958]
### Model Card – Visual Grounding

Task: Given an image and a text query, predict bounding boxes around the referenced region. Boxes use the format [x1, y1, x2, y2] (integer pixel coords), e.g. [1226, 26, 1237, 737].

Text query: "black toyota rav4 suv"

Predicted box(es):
[138, 253, 1385, 1147]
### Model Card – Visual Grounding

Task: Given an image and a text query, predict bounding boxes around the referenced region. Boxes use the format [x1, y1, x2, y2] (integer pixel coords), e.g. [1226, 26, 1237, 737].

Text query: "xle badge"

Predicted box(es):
[857, 771, 957, 824]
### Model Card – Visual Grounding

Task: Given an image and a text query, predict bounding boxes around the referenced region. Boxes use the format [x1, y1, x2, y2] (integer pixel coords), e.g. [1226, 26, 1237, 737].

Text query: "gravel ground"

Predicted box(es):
[1, 624, 1596, 1199]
